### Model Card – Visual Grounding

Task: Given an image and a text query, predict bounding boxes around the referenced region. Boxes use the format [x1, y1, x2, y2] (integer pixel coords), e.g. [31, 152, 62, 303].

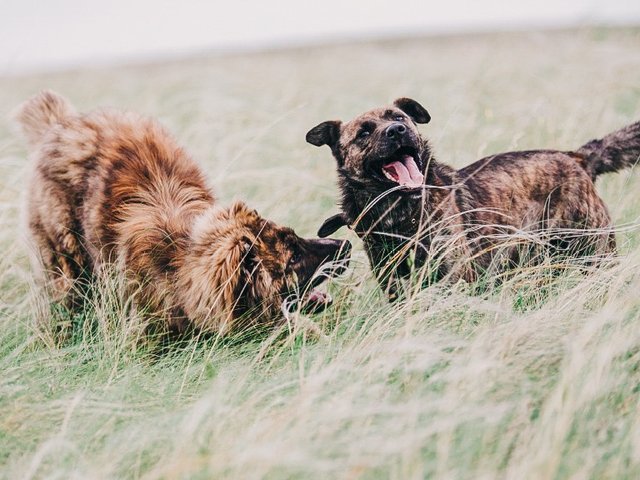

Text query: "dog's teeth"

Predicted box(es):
[383, 154, 423, 187]
[303, 289, 333, 313]
[383, 169, 398, 182]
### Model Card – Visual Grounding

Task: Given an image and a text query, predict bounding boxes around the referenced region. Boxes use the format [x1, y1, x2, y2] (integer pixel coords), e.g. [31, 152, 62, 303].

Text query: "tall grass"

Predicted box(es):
[1, 28, 640, 479]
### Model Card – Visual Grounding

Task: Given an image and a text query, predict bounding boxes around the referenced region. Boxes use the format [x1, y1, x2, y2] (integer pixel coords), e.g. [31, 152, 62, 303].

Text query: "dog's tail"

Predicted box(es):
[14, 90, 76, 148]
[576, 120, 640, 179]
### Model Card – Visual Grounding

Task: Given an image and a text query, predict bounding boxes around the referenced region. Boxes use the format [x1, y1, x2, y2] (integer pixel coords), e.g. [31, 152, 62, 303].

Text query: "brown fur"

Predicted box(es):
[17, 91, 350, 335]
[308, 98, 640, 299]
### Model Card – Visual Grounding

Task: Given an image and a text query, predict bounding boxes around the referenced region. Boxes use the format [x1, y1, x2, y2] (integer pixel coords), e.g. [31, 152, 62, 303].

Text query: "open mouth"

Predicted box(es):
[282, 239, 351, 316]
[301, 288, 333, 314]
[380, 146, 424, 189]
[282, 281, 336, 316]
[300, 257, 350, 314]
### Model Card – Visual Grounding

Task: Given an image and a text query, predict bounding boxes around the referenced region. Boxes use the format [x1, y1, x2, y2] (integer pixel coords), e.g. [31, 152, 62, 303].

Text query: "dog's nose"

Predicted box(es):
[385, 122, 407, 138]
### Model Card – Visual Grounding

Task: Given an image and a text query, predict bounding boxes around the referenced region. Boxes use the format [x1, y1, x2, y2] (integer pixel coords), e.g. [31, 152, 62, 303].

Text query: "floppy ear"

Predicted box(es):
[318, 213, 348, 238]
[176, 230, 249, 334]
[393, 98, 431, 124]
[228, 200, 260, 222]
[215, 235, 248, 303]
[306, 120, 342, 147]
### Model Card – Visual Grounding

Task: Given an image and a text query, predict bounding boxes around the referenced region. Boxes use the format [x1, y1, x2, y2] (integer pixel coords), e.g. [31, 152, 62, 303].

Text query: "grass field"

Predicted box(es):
[1, 28, 640, 479]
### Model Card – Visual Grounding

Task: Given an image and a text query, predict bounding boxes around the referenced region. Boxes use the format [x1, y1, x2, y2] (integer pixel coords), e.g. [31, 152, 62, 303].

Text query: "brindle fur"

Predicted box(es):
[308, 98, 640, 299]
[17, 91, 350, 335]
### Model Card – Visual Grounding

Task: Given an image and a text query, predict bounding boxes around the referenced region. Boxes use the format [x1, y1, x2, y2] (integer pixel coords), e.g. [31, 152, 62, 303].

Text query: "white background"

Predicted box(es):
[2, 0, 639, 75]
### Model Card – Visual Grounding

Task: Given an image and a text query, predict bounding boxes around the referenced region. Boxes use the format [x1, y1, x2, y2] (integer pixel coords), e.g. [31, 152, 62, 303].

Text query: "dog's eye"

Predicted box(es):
[289, 251, 301, 267]
[395, 115, 405, 122]
[357, 129, 370, 139]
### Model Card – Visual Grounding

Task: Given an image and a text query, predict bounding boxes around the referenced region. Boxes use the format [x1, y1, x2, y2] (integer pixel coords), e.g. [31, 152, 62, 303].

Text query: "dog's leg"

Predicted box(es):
[30, 194, 91, 314]
[29, 226, 91, 342]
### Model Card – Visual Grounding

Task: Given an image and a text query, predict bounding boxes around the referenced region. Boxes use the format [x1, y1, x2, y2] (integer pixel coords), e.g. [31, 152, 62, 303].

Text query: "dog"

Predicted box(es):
[16, 91, 351, 335]
[306, 97, 640, 299]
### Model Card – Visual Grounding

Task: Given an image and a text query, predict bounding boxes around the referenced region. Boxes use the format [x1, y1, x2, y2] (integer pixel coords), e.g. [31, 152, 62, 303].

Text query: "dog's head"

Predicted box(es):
[179, 202, 351, 333]
[306, 97, 431, 191]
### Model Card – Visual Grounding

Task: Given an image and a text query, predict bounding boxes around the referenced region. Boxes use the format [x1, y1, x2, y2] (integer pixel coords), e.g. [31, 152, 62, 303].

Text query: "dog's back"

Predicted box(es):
[456, 119, 640, 260]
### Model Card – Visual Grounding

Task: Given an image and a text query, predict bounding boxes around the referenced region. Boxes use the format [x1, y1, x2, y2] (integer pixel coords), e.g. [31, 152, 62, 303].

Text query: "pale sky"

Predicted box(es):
[1, 0, 639, 75]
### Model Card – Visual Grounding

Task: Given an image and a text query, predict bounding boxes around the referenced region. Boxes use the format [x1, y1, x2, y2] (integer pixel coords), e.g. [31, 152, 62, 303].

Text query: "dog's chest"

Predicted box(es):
[356, 194, 426, 239]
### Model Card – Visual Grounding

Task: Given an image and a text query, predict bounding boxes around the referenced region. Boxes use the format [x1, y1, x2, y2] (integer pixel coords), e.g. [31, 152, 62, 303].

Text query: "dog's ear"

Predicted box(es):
[306, 120, 342, 148]
[318, 213, 348, 238]
[393, 98, 431, 124]
[177, 228, 249, 333]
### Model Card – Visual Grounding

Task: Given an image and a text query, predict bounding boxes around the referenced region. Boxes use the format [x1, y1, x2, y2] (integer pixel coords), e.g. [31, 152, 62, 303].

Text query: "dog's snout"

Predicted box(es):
[314, 238, 351, 259]
[336, 239, 352, 260]
[300, 238, 352, 287]
[323, 239, 351, 274]
[386, 122, 406, 138]
[304, 238, 352, 265]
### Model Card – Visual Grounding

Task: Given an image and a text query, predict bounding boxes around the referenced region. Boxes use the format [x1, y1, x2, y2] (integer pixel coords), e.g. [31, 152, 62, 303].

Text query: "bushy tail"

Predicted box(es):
[14, 90, 76, 148]
[576, 120, 640, 178]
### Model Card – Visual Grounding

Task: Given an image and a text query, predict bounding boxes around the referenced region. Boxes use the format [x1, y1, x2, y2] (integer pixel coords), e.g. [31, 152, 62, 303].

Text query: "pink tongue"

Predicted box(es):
[383, 155, 424, 187]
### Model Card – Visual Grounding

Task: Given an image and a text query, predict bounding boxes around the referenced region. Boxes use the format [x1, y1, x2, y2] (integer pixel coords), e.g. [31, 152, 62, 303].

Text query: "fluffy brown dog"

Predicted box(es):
[17, 91, 351, 335]
[307, 98, 640, 299]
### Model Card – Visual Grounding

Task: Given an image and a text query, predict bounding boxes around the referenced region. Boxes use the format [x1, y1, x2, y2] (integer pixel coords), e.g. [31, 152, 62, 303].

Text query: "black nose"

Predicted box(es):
[385, 122, 406, 138]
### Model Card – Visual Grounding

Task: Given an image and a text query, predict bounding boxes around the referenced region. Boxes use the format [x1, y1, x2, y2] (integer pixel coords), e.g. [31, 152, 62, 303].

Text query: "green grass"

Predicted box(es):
[2, 27, 640, 479]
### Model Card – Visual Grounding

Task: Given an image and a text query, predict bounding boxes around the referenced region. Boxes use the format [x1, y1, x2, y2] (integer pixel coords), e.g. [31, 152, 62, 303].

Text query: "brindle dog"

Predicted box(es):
[307, 98, 640, 299]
